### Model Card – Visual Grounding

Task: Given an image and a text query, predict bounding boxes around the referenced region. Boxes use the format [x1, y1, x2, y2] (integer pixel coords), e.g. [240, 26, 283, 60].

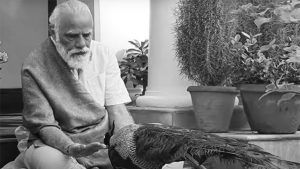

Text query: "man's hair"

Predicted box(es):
[49, 0, 93, 32]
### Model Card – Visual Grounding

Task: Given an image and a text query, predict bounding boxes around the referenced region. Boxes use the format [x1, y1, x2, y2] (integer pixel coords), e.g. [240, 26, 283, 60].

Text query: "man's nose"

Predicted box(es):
[75, 35, 86, 49]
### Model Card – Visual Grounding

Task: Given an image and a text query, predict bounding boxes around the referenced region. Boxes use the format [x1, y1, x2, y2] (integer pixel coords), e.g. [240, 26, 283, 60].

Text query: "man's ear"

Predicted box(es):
[48, 24, 56, 39]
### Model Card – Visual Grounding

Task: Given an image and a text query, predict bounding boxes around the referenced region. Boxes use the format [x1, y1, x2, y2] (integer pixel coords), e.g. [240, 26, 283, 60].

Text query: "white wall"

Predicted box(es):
[0, 0, 148, 88]
[98, 0, 150, 58]
[0, 0, 48, 88]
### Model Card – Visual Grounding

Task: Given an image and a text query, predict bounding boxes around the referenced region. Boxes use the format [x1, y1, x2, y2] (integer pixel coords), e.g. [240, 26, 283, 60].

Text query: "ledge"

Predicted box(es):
[127, 105, 194, 112]
[0, 115, 22, 127]
[0, 127, 17, 138]
[217, 131, 300, 163]
[127, 105, 198, 129]
[135, 95, 192, 108]
[216, 131, 300, 141]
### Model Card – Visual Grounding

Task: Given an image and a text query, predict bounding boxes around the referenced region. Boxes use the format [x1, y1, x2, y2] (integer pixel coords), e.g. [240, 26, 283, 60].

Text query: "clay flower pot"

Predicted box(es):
[240, 84, 300, 134]
[187, 86, 239, 132]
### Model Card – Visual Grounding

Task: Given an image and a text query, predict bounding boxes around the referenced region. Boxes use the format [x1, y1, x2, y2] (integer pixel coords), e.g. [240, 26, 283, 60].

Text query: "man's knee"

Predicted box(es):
[24, 144, 77, 169]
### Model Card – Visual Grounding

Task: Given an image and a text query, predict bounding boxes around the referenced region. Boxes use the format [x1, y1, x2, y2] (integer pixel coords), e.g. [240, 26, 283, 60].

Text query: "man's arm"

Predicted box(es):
[106, 104, 135, 132]
[102, 44, 135, 131]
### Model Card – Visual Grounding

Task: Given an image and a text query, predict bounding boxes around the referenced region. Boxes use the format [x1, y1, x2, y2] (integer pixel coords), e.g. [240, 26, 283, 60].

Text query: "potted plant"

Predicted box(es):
[0, 41, 8, 76]
[174, 0, 240, 132]
[230, 1, 300, 134]
[119, 39, 149, 102]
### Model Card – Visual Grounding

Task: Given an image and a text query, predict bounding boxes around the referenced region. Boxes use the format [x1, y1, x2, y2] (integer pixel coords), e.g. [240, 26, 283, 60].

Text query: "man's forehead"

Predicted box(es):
[66, 29, 92, 34]
[58, 12, 93, 33]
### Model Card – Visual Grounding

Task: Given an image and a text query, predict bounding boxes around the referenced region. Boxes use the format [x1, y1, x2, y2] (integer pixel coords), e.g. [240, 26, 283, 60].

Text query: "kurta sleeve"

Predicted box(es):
[22, 69, 60, 135]
[104, 50, 131, 106]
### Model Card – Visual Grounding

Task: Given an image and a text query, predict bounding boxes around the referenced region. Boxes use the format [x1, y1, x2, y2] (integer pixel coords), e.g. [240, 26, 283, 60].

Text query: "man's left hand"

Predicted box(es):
[67, 142, 106, 157]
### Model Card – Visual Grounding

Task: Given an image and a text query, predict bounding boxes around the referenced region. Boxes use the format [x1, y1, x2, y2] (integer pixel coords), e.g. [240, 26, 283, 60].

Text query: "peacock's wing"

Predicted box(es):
[134, 124, 300, 169]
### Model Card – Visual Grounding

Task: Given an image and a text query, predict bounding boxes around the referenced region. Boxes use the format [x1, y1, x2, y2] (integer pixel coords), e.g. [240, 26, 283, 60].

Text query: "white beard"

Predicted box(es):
[53, 38, 91, 70]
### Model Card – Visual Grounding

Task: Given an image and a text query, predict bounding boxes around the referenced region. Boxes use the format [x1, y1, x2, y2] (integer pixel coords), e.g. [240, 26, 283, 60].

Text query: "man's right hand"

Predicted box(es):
[67, 142, 106, 157]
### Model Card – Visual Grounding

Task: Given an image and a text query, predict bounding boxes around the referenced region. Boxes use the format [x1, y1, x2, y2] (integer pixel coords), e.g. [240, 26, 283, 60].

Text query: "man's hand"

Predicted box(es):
[67, 142, 106, 157]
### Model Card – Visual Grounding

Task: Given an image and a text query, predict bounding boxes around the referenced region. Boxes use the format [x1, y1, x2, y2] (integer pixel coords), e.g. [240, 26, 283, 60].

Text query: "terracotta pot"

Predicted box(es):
[229, 105, 250, 131]
[240, 84, 300, 134]
[187, 86, 239, 132]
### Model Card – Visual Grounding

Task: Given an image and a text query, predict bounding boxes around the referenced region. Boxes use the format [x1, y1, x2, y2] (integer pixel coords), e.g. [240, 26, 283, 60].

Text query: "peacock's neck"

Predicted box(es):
[111, 124, 163, 169]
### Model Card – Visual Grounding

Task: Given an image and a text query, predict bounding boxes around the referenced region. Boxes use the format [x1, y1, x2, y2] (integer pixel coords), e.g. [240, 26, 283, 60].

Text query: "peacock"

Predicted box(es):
[104, 123, 300, 169]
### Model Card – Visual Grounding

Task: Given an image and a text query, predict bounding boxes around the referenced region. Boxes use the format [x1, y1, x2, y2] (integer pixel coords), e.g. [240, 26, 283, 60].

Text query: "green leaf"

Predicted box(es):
[258, 90, 276, 101]
[126, 48, 141, 53]
[253, 33, 262, 38]
[241, 32, 250, 39]
[287, 56, 300, 63]
[277, 92, 296, 106]
[254, 17, 272, 29]
[291, 0, 300, 8]
[265, 84, 277, 92]
[290, 8, 300, 22]
[144, 49, 149, 55]
[143, 43, 149, 49]
[259, 39, 276, 52]
[241, 3, 255, 11]
[131, 78, 140, 85]
[259, 45, 271, 52]
[274, 4, 300, 23]
[257, 8, 271, 16]
[128, 40, 140, 49]
[286, 46, 300, 63]
[140, 41, 146, 49]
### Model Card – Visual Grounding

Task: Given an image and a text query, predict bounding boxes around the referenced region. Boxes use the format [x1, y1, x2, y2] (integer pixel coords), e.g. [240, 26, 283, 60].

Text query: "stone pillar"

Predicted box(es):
[131, 0, 197, 130]
[136, 0, 194, 108]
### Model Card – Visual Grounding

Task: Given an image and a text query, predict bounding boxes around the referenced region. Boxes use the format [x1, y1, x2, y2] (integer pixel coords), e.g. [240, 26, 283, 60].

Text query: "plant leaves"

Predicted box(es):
[291, 0, 300, 8]
[144, 49, 149, 55]
[258, 8, 271, 16]
[119, 39, 149, 87]
[259, 44, 271, 52]
[126, 48, 141, 53]
[241, 32, 250, 39]
[253, 33, 262, 38]
[274, 4, 300, 23]
[141, 40, 148, 49]
[287, 46, 300, 63]
[143, 43, 149, 49]
[131, 78, 140, 85]
[128, 40, 140, 49]
[258, 90, 276, 101]
[287, 56, 300, 63]
[259, 39, 276, 52]
[254, 17, 272, 29]
[277, 92, 296, 106]
[265, 83, 276, 92]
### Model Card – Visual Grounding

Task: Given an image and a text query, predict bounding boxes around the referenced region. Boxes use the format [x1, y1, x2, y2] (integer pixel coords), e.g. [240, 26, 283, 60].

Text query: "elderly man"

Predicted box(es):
[2, 0, 134, 169]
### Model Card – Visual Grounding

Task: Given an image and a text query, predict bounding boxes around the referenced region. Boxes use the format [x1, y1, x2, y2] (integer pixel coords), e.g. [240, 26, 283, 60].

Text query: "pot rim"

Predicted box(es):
[238, 84, 267, 92]
[187, 86, 239, 93]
